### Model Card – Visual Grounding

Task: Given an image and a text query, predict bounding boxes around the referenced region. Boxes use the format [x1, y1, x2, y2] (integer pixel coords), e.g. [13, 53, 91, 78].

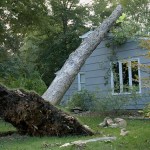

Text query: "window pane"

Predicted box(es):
[122, 62, 129, 92]
[112, 62, 120, 93]
[131, 61, 139, 91]
[81, 83, 85, 90]
[80, 74, 85, 83]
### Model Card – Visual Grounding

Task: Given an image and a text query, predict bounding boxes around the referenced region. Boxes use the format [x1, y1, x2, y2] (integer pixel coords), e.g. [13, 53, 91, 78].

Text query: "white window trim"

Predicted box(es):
[119, 61, 123, 93]
[111, 58, 141, 95]
[78, 72, 85, 91]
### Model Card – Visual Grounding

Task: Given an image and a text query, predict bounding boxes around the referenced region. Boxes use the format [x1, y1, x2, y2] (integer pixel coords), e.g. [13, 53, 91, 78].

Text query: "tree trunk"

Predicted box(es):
[0, 85, 94, 136]
[42, 5, 123, 105]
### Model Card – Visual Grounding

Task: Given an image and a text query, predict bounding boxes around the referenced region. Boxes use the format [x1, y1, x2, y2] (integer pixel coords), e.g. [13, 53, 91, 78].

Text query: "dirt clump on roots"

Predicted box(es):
[0, 85, 94, 136]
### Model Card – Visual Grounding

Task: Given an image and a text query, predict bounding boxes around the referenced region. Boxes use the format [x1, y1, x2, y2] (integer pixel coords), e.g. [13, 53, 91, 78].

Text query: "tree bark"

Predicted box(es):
[0, 85, 94, 136]
[42, 5, 123, 105]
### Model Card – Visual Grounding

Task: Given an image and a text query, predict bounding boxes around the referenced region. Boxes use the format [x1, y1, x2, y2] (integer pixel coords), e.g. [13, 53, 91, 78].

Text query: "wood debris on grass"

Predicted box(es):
[60, 136, 117, 148]
[120, 128, 129, 136]
[99, 117, 127, 128]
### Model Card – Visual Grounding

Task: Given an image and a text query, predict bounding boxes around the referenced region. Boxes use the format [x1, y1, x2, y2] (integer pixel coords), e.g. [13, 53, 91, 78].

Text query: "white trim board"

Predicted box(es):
[78, 72, 85, 91]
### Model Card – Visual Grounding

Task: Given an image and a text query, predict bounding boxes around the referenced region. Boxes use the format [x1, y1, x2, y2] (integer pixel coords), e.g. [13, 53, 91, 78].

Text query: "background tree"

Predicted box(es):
[91, 0, 149, 30]
[0, 0, 89, 92]
[0, 0, 49, 94]
[0, 0, 48, 53]
[34, 0, 90, 85]
[90, 0, 118, 26]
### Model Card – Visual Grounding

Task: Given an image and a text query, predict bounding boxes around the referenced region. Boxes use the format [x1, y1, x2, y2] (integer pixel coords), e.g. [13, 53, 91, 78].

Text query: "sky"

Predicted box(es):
[80, 0, 93, 4]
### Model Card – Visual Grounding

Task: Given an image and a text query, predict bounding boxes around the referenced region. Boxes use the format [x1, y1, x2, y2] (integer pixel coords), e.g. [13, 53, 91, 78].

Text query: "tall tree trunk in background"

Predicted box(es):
[42, 5, 123, 105]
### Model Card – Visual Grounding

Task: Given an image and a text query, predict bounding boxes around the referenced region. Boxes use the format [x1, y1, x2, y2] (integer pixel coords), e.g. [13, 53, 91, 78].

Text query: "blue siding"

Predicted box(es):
[63, 38, 150, 109]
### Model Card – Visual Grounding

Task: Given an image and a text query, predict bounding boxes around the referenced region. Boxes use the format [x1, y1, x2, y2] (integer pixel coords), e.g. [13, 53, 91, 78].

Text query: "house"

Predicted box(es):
[62, 31, 150, 109]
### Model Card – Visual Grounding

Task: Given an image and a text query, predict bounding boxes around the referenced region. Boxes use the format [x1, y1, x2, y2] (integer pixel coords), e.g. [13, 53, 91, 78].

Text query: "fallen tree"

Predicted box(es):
[0, 84, 93, 136]
[0, 5, 123, 137]
[42, 5, 123, 105]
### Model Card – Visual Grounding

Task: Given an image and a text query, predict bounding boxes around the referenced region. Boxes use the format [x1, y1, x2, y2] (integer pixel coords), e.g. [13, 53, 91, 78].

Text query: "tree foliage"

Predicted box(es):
[25, 0, 90, 85]
[0, 0, 90, 91]
[0, 0, 149, 94]
[0, 0, 48, 93]
[92, 0, 149, 31]
[0, 0, 48, 53]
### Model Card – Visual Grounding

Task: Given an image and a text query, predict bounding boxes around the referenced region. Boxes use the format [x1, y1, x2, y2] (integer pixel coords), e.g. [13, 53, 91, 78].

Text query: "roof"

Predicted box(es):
[79, 30, 114, 39]
[79, 31, 94, 39]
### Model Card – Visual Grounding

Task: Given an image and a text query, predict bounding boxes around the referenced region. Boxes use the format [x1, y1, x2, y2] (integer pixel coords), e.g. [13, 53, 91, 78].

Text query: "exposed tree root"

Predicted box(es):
[0, 85, 94, 136]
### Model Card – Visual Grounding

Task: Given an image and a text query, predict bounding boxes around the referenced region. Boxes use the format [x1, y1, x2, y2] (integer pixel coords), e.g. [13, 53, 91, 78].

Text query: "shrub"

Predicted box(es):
[67, 89, 140, 114]
[67, 90, 97, 111]
[95, 94, 134, 113]
[140, 103, 150, 118]
[0, 72, 47, 95]
[144, 103, 150, 118]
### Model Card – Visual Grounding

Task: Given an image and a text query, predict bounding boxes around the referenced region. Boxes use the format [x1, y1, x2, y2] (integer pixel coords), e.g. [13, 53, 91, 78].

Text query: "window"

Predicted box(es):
[78, 72, 85, 91]
[111, 59, 141, 94]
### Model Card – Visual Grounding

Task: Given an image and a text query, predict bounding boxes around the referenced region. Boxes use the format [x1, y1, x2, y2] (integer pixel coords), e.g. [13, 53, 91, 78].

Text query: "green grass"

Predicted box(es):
[0, 116, 150, 150]
[0, 119, 16, 132]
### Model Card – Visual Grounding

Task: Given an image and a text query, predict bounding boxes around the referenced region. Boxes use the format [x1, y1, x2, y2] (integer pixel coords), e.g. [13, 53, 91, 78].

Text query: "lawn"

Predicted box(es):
[0, 116, 150, 150]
